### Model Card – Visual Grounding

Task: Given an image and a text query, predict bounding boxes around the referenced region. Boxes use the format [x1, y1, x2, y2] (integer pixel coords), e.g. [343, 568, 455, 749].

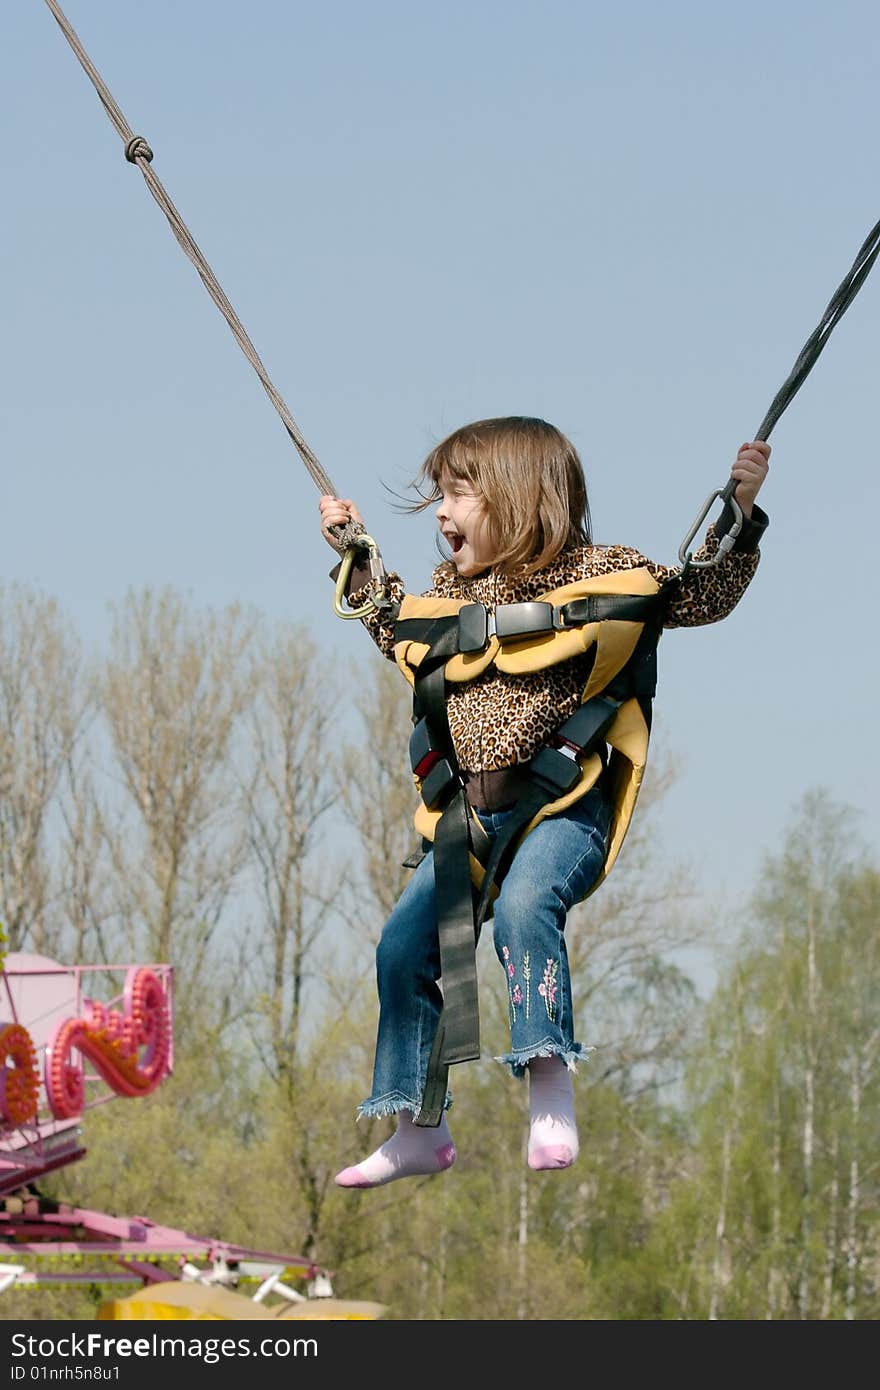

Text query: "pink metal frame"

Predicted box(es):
[0, 1196, 322, 1288]
[0, 957, 331, 1291]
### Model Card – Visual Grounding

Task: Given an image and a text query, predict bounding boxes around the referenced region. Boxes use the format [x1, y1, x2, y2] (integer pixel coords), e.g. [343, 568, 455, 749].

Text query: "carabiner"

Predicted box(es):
[677, 486, 742, 571]
[333, 533, 391, 620]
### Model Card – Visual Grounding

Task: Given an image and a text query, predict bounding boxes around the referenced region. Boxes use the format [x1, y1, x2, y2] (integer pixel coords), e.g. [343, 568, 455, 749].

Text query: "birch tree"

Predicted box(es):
[671, 791, 879, 1319]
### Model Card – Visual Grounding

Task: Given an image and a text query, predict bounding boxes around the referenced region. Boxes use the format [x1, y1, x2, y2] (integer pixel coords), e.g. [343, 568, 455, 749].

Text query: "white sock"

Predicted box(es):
[528, 1055, 579, 1171]
[335, 1110, 456, 1189]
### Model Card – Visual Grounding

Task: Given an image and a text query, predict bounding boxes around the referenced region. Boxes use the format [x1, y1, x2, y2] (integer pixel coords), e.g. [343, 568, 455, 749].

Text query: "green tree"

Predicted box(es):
[663, 790, 879, 1319]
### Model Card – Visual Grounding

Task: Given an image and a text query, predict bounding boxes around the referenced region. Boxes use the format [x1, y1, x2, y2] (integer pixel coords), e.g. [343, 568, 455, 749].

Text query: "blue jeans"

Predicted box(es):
[357, 786, 611, 1119]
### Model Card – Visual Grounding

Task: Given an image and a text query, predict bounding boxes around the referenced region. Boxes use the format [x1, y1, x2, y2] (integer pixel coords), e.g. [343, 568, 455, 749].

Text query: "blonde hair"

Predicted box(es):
[408, 416, 592, 576]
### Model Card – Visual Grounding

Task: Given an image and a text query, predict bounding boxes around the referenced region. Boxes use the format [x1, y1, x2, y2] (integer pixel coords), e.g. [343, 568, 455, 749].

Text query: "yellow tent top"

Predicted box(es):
[98, 1280, 386, 1322]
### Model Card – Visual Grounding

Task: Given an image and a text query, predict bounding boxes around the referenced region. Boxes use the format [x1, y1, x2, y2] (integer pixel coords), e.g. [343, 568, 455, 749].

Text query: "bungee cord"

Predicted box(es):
[679, 213, 880, 570]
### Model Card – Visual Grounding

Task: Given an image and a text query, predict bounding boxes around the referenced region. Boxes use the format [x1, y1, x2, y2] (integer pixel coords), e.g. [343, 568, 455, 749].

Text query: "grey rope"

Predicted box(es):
[719, 213, 880, 510]
[42, 0, 365, 551]
[753, 213, 880, 445]
[677, 212, 879, 572]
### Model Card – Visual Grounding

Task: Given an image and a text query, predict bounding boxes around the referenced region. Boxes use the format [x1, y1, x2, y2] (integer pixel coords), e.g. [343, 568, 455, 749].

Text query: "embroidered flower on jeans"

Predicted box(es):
[522, 951, 531, 1020]
[501, 944, 517, 1022]
[538, 958, 559, 1022]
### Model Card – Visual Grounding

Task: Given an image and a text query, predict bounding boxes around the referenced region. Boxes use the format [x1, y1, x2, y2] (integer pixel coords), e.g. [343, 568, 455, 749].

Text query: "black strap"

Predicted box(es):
[414, 787, 484, 1127]
[559, 593, 661, 626]
[431, 790, 482, 1066]
[395, 615, 485, 1127]
[603, 615, 661, 729]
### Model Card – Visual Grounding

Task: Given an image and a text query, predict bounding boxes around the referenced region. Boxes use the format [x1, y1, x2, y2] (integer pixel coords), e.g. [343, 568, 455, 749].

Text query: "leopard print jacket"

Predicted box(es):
[348, 504, 767, 781]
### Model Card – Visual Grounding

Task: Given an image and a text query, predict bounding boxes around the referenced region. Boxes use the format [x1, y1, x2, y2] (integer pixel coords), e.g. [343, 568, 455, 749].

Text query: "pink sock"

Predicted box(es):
[528, 1055, 579, 1171]
[335, 1110, 456, 1189]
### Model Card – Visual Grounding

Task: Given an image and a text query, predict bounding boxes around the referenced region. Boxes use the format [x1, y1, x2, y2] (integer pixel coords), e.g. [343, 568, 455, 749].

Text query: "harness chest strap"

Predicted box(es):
[391, 571, 665, 1127]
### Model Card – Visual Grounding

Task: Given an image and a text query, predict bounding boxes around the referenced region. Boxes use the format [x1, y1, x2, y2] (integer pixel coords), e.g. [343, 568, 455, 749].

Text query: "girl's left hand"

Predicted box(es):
[731, 440, 770, 517]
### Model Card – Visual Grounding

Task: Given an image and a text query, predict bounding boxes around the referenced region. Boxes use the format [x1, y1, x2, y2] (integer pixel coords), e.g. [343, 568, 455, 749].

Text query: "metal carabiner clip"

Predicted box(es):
[677, 485, 742, 573]
[333, 533, 391, 620]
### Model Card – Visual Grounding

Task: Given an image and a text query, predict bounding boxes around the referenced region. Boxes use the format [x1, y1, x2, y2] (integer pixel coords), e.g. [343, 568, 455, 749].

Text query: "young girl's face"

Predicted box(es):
[435, 472, 494, 576]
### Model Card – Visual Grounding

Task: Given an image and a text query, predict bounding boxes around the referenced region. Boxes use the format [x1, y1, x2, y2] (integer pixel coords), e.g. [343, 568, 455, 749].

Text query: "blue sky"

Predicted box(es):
[4, 1, 879, 939]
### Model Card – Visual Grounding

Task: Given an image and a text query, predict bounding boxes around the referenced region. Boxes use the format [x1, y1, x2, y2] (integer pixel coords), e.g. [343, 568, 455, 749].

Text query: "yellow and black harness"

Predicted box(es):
[390, 568, 672, 1125]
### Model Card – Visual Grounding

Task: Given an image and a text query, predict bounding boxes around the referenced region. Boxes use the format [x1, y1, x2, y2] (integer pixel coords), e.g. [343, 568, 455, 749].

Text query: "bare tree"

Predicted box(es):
[98, 587, 255, 1005]
[238, 621, 343, 1086]
[566, 739, 702, 1095]
[54, 745, 115, 966]
[339, 651, 416, 928]
[0, 584, 89, 955]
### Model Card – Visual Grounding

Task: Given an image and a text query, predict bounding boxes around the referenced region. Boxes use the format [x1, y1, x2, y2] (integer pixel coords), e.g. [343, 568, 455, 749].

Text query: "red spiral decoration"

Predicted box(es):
[0, 1023, 41, 1126]
[45, 968, 172, 1119]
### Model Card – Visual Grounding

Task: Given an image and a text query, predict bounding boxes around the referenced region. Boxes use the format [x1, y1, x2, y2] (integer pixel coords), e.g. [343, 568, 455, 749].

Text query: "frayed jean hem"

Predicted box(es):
[356, 1089, 452, 1120]
[493, 1041, 594, 1079]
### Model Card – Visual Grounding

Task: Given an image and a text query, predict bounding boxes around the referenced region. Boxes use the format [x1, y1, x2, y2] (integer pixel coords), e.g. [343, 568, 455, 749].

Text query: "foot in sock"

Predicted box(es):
[527, 1054, 579, 1171]
[335, 1110, 456, 1189]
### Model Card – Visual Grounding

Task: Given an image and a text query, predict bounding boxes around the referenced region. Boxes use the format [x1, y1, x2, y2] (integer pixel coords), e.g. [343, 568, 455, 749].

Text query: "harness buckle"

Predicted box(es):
[409, 717, 444, 778]
[458, 603, 489, 653]
[556, 695, 620, 751]
[527, 695, 621, 797]
[419, 758, 459, 810]
[529, 746, 583, 796]
[494, 602, 556, 640]
[458, 599, 572, 651]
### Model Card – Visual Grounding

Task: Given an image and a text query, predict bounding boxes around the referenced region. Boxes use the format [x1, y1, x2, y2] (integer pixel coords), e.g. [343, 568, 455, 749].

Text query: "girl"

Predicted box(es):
[319, 417, 769, 1188]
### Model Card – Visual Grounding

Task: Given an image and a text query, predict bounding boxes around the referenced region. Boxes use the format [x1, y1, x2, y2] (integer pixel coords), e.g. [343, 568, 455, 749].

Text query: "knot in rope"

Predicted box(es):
[332, 519, 369, 553]
[124, 135, 153, 163]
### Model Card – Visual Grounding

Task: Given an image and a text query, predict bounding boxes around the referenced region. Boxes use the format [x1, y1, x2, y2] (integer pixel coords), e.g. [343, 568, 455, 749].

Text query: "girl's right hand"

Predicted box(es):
[318, 495, 365, 551]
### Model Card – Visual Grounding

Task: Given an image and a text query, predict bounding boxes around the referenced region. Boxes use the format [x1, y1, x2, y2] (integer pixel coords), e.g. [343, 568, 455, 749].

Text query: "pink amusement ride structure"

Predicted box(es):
[0, 947, 329, 1304]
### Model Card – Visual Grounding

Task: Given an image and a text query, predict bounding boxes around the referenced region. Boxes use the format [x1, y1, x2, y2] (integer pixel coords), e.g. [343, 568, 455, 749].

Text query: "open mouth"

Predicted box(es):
[447, 532, 465, 554]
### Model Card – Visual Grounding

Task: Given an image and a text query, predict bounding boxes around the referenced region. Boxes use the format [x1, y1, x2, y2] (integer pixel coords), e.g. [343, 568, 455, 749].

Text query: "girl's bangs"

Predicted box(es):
[422, 437, 483, 494]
